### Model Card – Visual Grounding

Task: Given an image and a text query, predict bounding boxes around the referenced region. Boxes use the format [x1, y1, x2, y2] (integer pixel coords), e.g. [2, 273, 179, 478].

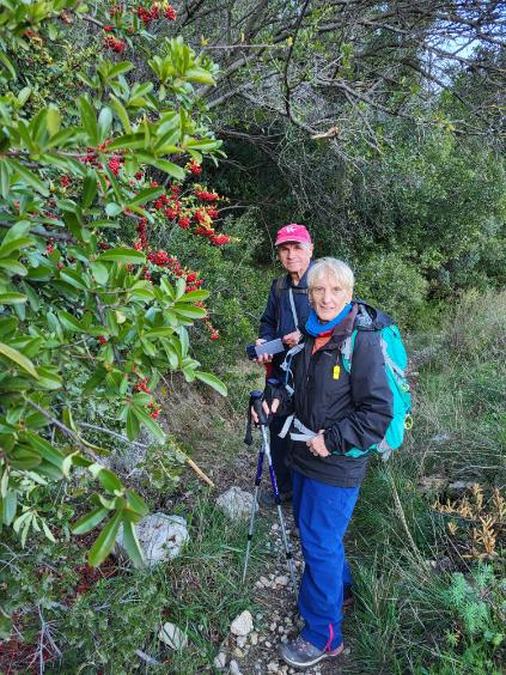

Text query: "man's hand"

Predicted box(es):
[306, 430, 330, 457]
[251, 398, 280, 425]
[254, 338, 273, 364]
[282, 330, 302, 348]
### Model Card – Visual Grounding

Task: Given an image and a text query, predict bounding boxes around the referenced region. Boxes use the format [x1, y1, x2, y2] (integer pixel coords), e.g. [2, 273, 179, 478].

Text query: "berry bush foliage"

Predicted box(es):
[0, 0, 230, 569]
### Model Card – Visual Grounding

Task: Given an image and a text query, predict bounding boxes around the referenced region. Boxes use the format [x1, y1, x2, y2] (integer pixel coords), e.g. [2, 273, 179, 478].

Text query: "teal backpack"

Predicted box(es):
[340, 304, 412, 460]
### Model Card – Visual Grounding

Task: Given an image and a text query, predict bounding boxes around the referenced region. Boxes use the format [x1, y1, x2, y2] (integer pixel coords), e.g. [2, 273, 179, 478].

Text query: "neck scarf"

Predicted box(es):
[305, 303, 352, 337]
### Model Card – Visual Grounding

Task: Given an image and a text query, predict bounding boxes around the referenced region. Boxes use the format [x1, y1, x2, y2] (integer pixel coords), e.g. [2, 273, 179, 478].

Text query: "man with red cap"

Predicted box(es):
[255, 223, 314, 504]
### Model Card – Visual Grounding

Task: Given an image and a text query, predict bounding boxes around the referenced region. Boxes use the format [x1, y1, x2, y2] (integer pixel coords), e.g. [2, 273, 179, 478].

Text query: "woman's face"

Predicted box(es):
[310, 274, 352, 323]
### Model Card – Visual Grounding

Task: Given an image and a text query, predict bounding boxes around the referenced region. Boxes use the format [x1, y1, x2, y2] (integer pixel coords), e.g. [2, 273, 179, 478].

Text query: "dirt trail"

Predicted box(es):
[209, 444, 357, 675]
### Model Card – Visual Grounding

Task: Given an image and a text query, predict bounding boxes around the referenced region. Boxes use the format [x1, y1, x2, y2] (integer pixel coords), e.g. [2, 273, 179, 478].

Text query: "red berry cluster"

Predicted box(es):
[59, 175, 72, 188]
[148, 401, 161, 419]
[186, 160, 202, 176]
[98, 335, 108, 345]
[46, 241, 55, 254]
[104, 34, 126, 53]
[107, 154, 123, 176]
[134, 377, 151, 393]
[136, 216, 148, 250]
[194, 189, 218, 202]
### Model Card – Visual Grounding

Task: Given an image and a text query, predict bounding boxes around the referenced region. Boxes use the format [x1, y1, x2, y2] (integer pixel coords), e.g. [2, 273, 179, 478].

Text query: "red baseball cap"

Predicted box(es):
[275, 223, 312, 246]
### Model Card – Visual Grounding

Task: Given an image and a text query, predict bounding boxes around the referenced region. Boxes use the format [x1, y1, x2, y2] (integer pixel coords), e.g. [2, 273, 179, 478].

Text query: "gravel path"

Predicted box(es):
[214, 493, 353, 675]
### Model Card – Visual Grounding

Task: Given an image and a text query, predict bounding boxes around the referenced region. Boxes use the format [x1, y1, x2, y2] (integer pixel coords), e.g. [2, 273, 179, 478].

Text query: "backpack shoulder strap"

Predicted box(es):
[340, 328, 359, 373]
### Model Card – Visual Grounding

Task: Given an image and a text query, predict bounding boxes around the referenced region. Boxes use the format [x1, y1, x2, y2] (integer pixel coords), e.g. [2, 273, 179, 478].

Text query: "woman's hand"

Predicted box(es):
[282, 330, 302, 348]
[251, 398, 280, 424]
[307, 430, 330, 457]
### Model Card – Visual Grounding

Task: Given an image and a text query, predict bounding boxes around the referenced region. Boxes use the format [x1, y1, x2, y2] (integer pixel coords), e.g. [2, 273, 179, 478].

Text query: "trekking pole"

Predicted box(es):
[242, 390, 297, 596]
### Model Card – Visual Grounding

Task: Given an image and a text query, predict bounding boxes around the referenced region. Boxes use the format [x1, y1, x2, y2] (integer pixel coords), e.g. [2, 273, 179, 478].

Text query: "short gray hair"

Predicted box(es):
[307, 257, 355, 293]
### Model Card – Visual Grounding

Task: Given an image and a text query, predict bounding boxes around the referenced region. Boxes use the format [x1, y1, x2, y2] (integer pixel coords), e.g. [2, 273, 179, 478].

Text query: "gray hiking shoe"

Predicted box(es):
[259, 489, 292, 507]
[280, 634, 344, 669]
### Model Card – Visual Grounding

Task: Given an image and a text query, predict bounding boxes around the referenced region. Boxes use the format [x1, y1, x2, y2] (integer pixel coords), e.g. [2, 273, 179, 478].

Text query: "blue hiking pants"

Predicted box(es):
[292, 470, 360, 651]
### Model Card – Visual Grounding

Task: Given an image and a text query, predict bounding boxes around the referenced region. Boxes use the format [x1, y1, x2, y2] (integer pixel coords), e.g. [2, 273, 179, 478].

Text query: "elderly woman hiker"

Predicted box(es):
[255, 223, 313, 505]
[255, 257, 394, 669]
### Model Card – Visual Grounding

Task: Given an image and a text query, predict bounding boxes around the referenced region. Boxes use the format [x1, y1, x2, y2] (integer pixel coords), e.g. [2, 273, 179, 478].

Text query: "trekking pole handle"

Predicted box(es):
[250, 389, 269, 426]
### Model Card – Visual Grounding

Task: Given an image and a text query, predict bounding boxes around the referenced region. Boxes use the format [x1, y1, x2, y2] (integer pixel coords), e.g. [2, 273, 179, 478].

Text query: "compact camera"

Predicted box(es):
[245, 337, 285, 360]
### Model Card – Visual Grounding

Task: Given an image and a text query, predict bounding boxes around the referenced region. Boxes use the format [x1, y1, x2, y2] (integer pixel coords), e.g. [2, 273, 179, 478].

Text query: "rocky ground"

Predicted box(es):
[212, 489, 354, 675]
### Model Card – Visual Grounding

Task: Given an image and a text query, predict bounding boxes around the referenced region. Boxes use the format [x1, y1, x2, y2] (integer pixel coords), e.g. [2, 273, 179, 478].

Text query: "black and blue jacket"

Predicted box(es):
[279, 302, 394, 487]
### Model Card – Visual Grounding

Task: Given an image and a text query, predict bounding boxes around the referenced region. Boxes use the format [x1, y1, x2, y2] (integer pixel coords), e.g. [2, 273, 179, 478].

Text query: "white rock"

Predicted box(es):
[158, 622, 188, 650]
[217, 487, 257, 522]
[237, 636, 247, 648]
[275, 575, 289, 586]
[229, 659, 242, 675]
[230, 610, 254, 636]
[233, 647, 244, 658]
[267, 661, 279, 672]
[117, 513, 188, 567]
[250, 632, 258, 646]
[213, 652, 227, 669]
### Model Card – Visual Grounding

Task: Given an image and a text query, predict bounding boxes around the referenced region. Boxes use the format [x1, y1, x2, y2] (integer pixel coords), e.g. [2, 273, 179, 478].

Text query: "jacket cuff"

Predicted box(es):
[324, 428, 342, 455]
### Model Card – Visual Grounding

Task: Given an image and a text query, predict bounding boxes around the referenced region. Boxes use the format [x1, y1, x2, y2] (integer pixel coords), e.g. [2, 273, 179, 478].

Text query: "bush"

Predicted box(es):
[354, 251, 429, 329]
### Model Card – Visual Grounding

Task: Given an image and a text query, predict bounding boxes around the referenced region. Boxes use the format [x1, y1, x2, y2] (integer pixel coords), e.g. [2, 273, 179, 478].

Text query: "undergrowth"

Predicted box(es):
[345, 290, 505, 674]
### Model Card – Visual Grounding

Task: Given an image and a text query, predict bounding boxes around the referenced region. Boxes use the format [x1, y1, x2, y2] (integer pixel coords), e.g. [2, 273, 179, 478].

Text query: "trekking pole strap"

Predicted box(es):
[278, 415, 318, 443]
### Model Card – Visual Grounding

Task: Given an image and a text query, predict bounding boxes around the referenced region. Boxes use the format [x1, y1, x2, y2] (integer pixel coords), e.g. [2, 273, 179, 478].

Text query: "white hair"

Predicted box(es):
[307, 257, 355, 293]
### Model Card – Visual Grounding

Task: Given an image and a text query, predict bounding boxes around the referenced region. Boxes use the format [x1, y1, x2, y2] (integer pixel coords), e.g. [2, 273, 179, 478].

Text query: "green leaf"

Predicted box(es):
[126, 489, 149, 516]
[0, 259, 28, 276]
[110, 96, 132, 133]
[127, 186, 165, 208]
[173, 305, 207, 319]
[185, 67, 216, 85]
[97, 247, 146, 264]
[119, 519, 145, 568]
[98, 106, 113, 142]
[46, 105, 61, 137]
[0, 49, 16, 80]
[88, 510, 123, 567]
[25, 432, 65, 469]
[126, 408, 140, 440]
[0, 342, 39, 378]
[105, 202, 123, 217]
[90, 261, 109, 285]
[60, 269, 88, 291]
[179, 289, 209, 302]
[57, 310, 83, 332]
[0, 293, 26, 305]
[6, 159, 49, 197]
[72, 506, 110, 534]
[194, 371, 228, 397]
[1, 491, 17, 526]
[132, 405, 166, 441]
[79, 95, 99, 146]
[140, 155, 185, 180]
[0, 236, 34, 259]
[97, 468, 123, 493]
[82, 172, 98, 208]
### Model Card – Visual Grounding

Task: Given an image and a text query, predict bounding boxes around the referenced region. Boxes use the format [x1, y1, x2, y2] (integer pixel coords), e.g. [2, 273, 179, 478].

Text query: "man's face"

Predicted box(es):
[277, 242, 313, 277]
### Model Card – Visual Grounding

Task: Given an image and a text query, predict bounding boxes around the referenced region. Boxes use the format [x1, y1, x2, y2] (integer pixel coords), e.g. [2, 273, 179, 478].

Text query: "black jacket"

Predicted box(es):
[259, 267, 312, 375]
[280, 302, 394, 487]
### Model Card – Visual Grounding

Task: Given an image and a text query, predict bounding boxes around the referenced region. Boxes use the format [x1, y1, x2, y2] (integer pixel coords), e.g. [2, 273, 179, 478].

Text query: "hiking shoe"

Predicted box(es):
[259, 489, 292, 507]
[280, 634, 344, 669]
